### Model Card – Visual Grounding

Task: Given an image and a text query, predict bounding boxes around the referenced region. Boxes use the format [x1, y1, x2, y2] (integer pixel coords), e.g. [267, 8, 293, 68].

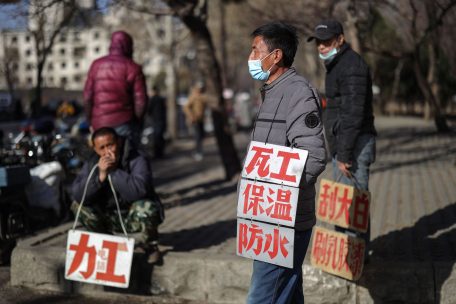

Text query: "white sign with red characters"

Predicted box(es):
[310, 226, 365, 281]
[237, 218, 295, 268]
[317, 179, 371, 233]
[65, 230, 135, 288]
[237, 179, 299, 227]
[242, 141, 308, 188]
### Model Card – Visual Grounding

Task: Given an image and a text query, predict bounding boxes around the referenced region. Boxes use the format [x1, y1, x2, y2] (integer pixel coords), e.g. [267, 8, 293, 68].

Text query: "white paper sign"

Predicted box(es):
[65, 230, 135, 288]
[242, 141, 308, 188]
[237, 178, 299, 227]
[236, 218, 295, 268]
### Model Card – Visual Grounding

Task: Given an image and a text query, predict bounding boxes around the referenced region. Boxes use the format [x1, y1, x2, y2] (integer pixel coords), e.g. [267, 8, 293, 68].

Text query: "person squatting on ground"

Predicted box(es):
[83, 31, 148, 147]
[71, 127, 164, 263]
[245, 22, 326, 303]
[308, 20, 377, 251]
[183, 82, 208, 161]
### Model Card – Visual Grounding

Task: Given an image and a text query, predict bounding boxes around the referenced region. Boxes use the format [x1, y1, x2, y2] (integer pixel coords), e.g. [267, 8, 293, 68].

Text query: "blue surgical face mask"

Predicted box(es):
[319, 47, 338, 61]
[248, 50, 275, 81]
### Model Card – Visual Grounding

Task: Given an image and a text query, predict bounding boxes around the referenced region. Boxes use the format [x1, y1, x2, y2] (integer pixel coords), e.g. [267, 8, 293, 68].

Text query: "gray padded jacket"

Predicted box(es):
[250, 68, 326, 231]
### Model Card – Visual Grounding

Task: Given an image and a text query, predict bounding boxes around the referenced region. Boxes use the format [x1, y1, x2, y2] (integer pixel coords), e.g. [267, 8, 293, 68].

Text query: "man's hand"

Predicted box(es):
[337, 160, 352, 177]
[98, 150, 117, 182]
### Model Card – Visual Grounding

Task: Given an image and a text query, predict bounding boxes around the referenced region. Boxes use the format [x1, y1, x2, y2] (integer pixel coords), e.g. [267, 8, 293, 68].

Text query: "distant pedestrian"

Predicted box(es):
[183, 82, 208, 161]
[71, 127, 164, 263]
[308, 20, 377, 253]
[83, 31, 148, 147]
[148, 85, 167, 159]
[245, 22, 326, 303]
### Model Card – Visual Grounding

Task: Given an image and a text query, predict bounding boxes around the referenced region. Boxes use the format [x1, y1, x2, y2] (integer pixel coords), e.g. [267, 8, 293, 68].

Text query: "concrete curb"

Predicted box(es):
[10, 224, 456, 303]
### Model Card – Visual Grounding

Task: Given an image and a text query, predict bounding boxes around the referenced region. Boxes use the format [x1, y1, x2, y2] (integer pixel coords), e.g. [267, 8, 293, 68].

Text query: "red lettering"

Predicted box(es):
[270, 151, 300, 183]
[67, 233, 96, 279]
[244, 146, 273, 177]
[95, 241, 126, 284]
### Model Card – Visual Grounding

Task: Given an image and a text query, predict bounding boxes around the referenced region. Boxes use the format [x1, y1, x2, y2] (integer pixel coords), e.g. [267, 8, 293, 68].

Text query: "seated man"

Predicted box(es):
[71, 127, 164, 263]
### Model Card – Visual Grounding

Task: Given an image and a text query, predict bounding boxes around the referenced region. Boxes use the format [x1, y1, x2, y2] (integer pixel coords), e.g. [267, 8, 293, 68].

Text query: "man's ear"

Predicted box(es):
[274, 49, 284, 65]
[337, 34, 345, 46]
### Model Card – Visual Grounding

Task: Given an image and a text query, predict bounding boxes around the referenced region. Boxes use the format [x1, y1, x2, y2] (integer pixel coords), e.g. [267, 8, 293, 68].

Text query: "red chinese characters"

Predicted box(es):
[310, 226, 365, 281]
[239, 180, 298, 225]
[316, 179, 370, 232]
[242, 141, 308, 187]
[237, 219, 294, 267]
[65, 231, 134, 288]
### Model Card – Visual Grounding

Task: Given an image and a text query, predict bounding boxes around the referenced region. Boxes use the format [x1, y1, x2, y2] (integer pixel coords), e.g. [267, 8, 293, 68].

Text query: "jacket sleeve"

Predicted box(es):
[71, 162, 103, 205]
[109, 156, 151, 202]
[133, 66, 148, 123]
[337, 65, 370, 163]
[83, 63, 95, 123]
[286, 84, 326, 185]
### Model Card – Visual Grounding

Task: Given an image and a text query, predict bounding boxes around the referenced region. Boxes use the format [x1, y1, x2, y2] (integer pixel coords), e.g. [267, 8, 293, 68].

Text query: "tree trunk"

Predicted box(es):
[165, 16, 178, 139]
[32, 60, 45, 117]
[180, 12, 241, 179]
[413, 50, 450, 132]
[389, 59, 404, 114]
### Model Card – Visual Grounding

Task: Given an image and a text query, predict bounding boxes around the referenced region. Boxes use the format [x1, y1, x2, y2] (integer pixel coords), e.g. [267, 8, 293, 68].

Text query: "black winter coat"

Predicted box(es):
[323, 43, 376, 163]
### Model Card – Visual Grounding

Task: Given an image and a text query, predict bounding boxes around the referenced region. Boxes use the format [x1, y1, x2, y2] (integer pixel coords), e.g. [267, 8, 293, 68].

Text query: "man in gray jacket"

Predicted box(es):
[246, 22, 326, 303]
[71, 127, 164, 263]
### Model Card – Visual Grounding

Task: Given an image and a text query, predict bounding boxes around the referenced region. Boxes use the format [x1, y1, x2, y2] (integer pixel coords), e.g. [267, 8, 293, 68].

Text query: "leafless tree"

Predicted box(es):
[373, 0, 456, 132]
[24, 0, 82, 116]
[114, 0, 241, 179]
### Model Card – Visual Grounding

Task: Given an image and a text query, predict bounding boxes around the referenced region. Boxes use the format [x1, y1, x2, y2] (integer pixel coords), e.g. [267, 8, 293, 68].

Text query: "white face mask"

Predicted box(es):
[319, 47, 338, 61]
[248, 50, 275, 81]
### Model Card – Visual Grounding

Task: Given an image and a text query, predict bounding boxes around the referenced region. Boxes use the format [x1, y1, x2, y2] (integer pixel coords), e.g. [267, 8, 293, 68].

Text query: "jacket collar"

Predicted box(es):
[324, 43, 350, 71]
[260, 68, 296, 95]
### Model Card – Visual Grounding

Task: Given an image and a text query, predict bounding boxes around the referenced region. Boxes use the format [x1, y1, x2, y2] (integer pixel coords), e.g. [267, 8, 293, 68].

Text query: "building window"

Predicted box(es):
[26, 63, 33, 71]
[25, 49, 32, 56]
[48, 63, 53, 71]
[74, 46, 86, 57]
[74, 75, 81, 82]
[74, 32, 80, 41]
[94, 47, 100, 53]
[11, 36, 17, 43]
[60, 48, 65, 55]
[94, 32, 99, 39]
[25, 35, 30, 42]
[60, 77, 67, 85]
[49, 76, 54, 83]
[12, 63, 18, 71]
[61, 62, 66, 69]
[27, 77, 33, 84]
[59, 34, 67, 42]
[74, 62, 79, 68]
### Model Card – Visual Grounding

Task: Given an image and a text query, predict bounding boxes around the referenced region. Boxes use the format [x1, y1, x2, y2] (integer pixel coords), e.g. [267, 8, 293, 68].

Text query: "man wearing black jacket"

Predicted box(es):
[308, 20, 376, 250]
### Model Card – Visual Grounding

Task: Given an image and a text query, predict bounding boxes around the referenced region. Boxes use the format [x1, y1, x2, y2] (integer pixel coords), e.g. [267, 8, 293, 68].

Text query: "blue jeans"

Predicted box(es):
[333, 133, 376, 245]
[246, 229, 312, 304]
[114, 121, 141, 148]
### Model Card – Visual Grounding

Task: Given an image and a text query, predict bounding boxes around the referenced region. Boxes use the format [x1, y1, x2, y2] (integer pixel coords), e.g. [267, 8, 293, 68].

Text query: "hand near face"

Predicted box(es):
[93, 133, 120, 182]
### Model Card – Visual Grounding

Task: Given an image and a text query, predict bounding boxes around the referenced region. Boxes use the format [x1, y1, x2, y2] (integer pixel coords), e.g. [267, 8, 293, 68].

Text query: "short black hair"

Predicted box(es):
[91, 127, 118, 144]
[251, 22, 299, 67]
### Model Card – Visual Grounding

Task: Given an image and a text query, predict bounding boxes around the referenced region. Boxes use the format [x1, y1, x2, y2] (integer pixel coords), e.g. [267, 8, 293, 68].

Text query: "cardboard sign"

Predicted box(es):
[237, 178, 299, 227]
[242, 141, 308, 188]
[316, 179, 370, 233]
[236, 218, 295, 268]
[310, 226, 365, 281]
[65, 230, 135, 288]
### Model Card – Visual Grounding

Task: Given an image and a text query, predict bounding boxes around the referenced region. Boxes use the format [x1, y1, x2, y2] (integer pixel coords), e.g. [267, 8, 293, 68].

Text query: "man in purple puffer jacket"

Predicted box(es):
[83, 31, 147, 146]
